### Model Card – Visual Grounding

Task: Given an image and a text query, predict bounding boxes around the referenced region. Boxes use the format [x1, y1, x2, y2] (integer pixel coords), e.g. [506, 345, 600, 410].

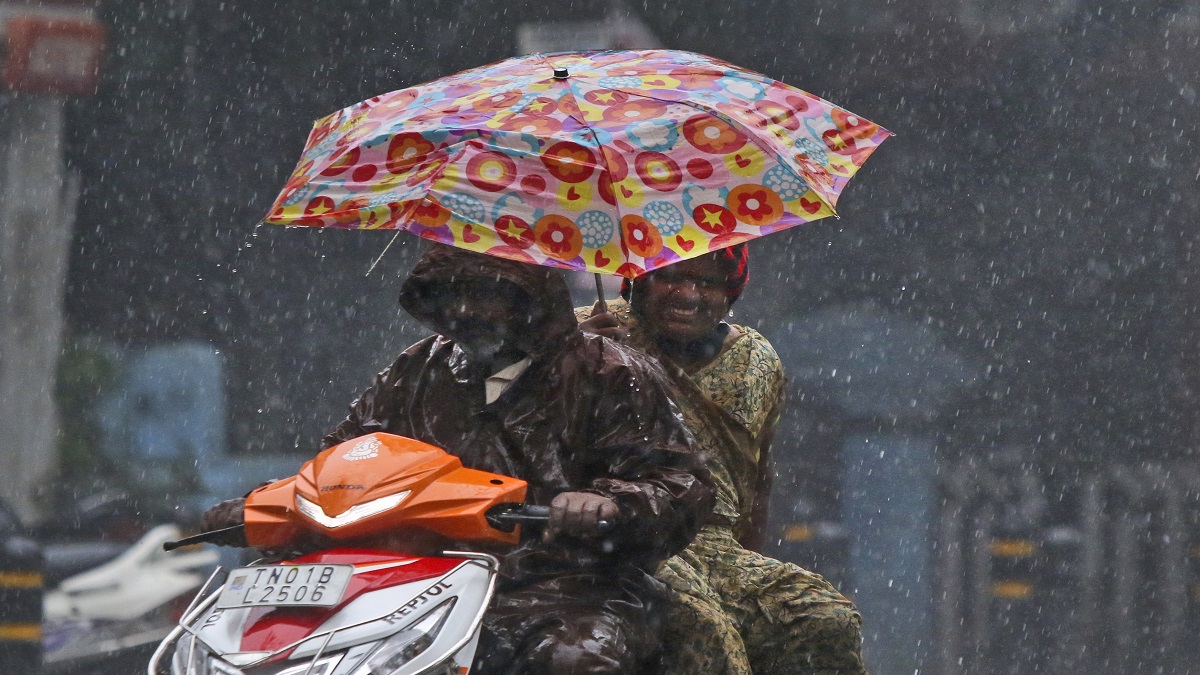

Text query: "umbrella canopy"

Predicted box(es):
[265, 49, 891, 277]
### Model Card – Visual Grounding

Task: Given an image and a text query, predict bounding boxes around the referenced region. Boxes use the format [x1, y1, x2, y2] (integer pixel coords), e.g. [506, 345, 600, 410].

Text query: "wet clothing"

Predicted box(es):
[658, 528, 866, 674]
[326, 246, 713, 674]
[578, 299, 866, 674]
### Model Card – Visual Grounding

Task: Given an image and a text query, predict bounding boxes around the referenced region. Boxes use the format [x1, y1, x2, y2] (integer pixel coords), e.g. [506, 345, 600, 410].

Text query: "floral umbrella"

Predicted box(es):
[264, 49, 891, 279]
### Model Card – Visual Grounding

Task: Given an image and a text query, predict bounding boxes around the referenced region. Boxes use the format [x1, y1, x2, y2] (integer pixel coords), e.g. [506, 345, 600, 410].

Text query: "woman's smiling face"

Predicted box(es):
[633, 255, 732, 345]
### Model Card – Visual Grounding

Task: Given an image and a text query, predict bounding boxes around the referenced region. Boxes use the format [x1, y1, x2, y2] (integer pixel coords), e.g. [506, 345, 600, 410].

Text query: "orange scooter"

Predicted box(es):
[148, 432, 549, 675]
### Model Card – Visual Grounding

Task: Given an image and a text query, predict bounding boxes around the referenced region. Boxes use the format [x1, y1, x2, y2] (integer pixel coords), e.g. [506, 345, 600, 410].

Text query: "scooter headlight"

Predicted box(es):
[295, 491, 411, 528]
[352, 598, 455, 675]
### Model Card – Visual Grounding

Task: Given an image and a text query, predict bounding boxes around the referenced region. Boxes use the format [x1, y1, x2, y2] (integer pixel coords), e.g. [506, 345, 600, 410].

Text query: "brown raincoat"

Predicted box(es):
[324, 245, 714, 674]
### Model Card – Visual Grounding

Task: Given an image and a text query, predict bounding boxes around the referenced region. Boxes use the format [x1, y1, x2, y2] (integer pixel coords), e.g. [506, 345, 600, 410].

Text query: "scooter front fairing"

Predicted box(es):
[149, 433, 537, 675]
[154, 548, 497, 675]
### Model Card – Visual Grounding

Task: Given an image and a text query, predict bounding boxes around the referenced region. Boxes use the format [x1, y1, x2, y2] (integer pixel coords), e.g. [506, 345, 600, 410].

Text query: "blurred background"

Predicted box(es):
[0, 0, 1197, 672]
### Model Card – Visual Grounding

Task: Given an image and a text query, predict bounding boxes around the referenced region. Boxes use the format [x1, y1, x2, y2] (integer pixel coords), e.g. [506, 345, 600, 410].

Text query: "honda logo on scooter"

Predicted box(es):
[342, 437, 381, 461]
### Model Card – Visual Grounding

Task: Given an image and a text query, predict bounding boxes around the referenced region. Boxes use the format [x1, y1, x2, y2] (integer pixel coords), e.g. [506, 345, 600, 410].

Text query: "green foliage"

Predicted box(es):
[50, 339, 124, 504]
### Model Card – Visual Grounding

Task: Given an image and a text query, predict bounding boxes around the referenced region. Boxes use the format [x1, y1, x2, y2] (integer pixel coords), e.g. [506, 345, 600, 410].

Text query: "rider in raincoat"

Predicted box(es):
[321, 244, 714, 673]
[579, 245, 866, 674]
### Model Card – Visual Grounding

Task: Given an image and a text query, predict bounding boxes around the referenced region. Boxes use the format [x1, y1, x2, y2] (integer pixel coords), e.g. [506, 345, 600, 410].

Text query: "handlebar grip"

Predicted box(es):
[485, 504, 614, 534]
[486, 504, 550, 531]
[162, 524, 245, 551]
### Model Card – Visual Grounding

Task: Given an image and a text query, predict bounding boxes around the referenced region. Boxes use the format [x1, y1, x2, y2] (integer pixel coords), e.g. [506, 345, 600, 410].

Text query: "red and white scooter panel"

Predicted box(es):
[173, 549, 496, 675]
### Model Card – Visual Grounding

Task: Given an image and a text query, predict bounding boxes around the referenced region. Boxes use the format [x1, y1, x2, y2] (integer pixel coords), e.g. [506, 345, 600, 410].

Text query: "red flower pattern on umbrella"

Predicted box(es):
[541, 141, 597, 184]
[727, 185, 784, 226]
[331, 196, 371, 226]
[534, 214, 583, 259]
[602, 99, 667, 124]
[683, 115, 747, 154]
[620, 214, 664, 258]
[501, 114, 562, 135]
[471, 89, 522, 112]
[607, 64, 657, 77]
[556, 94, 582, 118]
[752, 99, 801, 131]
[387, 133, 436, 174]
[411, 198, 451, 228]
[669, 67, 718, 90]
[832, 109, 880, 139]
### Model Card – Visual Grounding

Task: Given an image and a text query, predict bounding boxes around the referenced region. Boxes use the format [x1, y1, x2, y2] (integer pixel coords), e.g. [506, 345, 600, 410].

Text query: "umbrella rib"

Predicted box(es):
[556, 74, 632, 275]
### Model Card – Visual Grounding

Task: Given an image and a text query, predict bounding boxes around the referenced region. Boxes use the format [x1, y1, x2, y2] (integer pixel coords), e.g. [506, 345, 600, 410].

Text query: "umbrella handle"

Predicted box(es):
[594, 273, 608, 314]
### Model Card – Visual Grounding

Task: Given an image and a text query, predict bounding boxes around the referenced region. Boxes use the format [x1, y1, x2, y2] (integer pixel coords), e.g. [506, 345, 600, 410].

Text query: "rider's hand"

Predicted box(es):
[579, 303, 628, 342]
[544, 492, 619, 543]
[199, 498, 248, 547]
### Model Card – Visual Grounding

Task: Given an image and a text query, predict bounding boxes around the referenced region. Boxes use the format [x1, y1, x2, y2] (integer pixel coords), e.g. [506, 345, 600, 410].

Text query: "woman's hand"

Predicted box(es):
[579, 303, 629, 341]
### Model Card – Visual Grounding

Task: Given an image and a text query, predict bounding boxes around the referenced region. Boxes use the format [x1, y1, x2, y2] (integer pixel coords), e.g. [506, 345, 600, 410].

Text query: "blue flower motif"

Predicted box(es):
[577, 210, 616, 249]
[486, 131, 540, 158]
[682, 184, 727, 215]
[626, 120, 679, 152]
[643, 201, 685, 236]
[717, 76, 766, 101]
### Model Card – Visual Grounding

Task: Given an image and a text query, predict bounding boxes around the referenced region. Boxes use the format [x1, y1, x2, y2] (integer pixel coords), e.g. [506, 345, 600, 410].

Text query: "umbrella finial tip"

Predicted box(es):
[553, 66, 569, 80]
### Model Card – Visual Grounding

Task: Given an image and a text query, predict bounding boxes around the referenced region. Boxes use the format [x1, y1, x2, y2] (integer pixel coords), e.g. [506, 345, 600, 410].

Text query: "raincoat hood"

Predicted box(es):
[398, 244, 577, 357]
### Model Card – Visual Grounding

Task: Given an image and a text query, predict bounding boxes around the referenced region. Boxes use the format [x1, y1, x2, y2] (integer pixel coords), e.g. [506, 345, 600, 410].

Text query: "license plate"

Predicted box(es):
[216, 564, 354, 609]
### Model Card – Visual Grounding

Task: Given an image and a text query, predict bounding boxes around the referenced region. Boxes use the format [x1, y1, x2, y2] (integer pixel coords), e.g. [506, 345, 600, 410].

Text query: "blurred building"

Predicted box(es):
[0, 0, 104, 523]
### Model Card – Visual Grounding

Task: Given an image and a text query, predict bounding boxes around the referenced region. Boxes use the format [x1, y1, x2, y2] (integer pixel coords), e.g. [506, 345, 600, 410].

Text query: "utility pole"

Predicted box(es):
[0, 1, 104, 523]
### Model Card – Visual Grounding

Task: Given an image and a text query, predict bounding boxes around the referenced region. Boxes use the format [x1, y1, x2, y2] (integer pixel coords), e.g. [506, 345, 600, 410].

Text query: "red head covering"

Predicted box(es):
[621, 243, 750, 303]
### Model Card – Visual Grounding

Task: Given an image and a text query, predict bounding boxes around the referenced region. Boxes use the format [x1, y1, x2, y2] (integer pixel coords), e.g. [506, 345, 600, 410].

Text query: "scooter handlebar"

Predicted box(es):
[162, 525, 245, 552]
[485, 503, 613, 534]
[485, 504, 550, 531]
[166, 504, 611, 549]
